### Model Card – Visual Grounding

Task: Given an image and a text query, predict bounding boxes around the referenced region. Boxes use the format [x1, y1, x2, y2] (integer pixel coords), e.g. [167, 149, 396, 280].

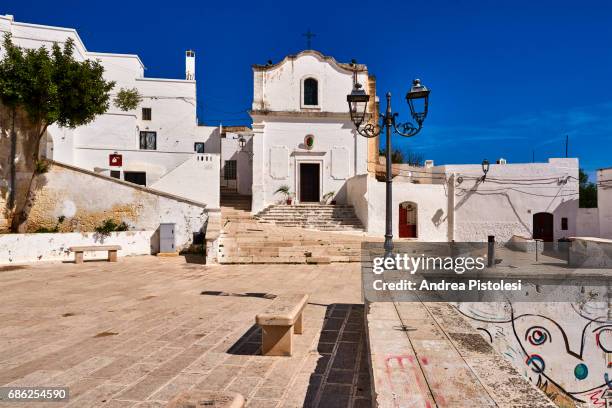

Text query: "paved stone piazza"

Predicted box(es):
[0, 257, 370, 408]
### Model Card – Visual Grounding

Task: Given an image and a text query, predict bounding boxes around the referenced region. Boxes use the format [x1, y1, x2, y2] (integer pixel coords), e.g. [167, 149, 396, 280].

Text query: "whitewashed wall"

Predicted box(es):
[347, 174, 449, 241]
[346, 158, 580, 243]
[196, 125, 221, 154]
[444, 158, 579, 242]
[251, 117, 365, 212]
[221, 133, 253, 195]
[252, 51, 369, 113]
[576, 208, 600, 237]
[0, 231, 154, 265]
[598, 168, 612, 239]
[346, 174, 369, 229]
[151, 153, 220, 209]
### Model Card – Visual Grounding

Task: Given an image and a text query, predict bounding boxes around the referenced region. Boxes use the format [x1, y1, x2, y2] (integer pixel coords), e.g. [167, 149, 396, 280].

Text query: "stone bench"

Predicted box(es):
[69, 245, 121, 264]
[256, 293, 309, 356]
[167, 390, 245, 408]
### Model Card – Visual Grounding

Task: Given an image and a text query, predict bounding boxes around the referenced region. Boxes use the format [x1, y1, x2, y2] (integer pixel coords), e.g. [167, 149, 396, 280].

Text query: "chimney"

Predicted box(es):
[185, 50, 195, 80]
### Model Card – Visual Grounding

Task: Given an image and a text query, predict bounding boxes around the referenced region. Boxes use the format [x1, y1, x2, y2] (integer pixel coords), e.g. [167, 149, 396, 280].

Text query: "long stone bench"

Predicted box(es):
[69, 245, 121, 264]
[167, 390, 245, 408]
[255, 293, 309, 356]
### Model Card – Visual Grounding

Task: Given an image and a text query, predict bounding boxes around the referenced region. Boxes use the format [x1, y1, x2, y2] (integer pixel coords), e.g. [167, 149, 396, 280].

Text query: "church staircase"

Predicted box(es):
[255, 204, 365, 231]
[217, 192, 366, 264]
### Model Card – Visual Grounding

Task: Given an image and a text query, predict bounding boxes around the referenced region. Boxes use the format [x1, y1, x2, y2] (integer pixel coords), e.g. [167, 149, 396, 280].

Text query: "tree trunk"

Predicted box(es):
[10, 123, 47, 232]
[8, 107, 16, 210]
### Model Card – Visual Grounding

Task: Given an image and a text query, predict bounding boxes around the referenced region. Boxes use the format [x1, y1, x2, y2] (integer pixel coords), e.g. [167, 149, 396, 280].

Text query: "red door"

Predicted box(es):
[399, 203, 417, 238]
[533, 212, 554, 242]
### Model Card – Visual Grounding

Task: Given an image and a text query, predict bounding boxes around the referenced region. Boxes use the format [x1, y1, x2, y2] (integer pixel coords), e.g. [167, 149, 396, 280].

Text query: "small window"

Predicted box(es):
[224, 160, 237, 180]
[561, 217, 568, 231]
[303, 78, 318, 106]
[110, 170, 120, 179]
[139, 131, 157, 150]
[124, 171, 146, 186]
[194, 142, 205, 153]
[142, 108, 152, 121]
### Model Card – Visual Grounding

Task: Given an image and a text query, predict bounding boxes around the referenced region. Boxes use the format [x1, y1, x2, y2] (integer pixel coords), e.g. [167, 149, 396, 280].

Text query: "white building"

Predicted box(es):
[220, 126, 253, 196]
[0, 14, 220, 210]
[348, 158, 579, 242]
[0, 15, 589, 246]
[597, 168, 612, 238]
[576, 167, 612, 239]
[248, 50, 379, 213]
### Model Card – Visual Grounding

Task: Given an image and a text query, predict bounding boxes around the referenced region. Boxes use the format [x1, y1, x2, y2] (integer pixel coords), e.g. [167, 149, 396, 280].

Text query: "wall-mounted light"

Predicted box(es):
[234, 135, 253, 158]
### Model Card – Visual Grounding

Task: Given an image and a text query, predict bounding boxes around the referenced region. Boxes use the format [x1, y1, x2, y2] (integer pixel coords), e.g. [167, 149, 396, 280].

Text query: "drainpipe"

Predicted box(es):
[447, 172, 455, 242]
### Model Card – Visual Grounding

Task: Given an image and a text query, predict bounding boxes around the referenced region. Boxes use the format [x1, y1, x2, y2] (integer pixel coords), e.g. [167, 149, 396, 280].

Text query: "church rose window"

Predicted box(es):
[304, 78, 318, 106]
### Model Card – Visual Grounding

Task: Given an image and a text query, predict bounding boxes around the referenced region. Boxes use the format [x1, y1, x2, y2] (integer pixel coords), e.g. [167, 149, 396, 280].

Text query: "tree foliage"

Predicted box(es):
[114, 87, 142, 111]
[579, 168, 597, 208]
[0, 33, 115, 231]
[379, 148, 425, 166]
[0, 33, 115, 138]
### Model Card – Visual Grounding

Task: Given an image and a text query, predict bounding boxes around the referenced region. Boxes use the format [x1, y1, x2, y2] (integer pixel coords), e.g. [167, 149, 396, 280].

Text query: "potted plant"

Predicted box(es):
[322, 191, 335, 205]
[274, 185, 293, 205]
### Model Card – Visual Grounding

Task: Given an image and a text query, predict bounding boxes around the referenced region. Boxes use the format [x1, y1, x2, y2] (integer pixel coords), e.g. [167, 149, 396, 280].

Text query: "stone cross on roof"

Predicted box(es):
[302, 29, 316, 49]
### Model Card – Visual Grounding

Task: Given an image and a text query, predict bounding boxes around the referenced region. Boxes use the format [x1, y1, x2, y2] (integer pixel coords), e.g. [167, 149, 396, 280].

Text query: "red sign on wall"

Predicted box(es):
[109, 154, 123, 167]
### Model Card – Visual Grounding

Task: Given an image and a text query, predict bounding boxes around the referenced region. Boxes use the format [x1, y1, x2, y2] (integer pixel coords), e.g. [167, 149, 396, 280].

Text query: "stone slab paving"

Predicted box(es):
[0, 257, 371, 407]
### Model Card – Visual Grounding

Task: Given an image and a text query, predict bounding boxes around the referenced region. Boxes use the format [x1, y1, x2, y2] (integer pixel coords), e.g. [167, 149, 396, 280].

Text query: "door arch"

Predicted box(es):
[533, 212, 554, 242]
[399, 202, 417, 238]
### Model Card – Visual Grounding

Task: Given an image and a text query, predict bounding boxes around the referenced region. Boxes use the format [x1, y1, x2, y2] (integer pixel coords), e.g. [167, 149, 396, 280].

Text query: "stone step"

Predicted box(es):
[263, 219, 362, 224]
[217, 255, 361, 264]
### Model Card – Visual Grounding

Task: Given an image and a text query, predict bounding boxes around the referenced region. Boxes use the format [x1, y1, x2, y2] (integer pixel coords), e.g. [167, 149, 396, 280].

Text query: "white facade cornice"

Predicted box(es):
[253, 49, 367, 74]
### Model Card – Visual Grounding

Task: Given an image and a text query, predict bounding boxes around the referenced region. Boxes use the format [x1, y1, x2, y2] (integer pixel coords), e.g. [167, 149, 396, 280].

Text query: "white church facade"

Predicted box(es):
[247, 51, 378, 213]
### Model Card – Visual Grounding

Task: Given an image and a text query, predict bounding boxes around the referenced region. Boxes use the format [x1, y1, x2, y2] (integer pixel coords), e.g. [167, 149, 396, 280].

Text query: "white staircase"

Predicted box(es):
[255, 204, 364, 232]
[217, 193, 366, 264]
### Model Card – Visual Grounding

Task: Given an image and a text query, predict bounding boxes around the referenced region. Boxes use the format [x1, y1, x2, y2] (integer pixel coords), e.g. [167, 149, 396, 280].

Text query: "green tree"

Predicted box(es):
[579, 168, 597, 208]
[0, 34, 115, 231]
[379, 148, 424, 166]
[114, 87, 142, 111]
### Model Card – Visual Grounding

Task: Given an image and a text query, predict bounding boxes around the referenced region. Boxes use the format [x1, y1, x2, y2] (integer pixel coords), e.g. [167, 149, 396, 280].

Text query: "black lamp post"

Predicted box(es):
[481, 159, 490, 182]
[347, 78, 430, 258]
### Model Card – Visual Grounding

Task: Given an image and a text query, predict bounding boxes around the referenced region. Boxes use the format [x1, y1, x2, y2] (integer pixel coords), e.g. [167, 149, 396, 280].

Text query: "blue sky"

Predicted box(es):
[4, 0, 611, 179]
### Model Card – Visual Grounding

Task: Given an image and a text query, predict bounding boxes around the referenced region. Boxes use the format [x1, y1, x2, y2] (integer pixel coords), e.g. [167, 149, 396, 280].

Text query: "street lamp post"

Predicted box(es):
[347, 79, 430, 258]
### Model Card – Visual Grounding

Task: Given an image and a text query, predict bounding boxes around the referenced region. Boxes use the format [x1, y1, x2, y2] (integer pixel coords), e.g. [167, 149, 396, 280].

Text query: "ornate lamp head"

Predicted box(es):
[406, 79, 430, 125]
[346, 82, 370, 127]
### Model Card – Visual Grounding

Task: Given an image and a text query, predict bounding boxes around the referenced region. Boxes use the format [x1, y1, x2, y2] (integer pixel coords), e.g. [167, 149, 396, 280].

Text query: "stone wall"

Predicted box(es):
[20, 161, 209, 252]
[568, 237, 612, 267]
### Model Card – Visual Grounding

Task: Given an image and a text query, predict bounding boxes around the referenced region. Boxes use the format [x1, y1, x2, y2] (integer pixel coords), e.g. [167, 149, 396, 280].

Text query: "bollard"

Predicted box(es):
[487, 235, 495, 267]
